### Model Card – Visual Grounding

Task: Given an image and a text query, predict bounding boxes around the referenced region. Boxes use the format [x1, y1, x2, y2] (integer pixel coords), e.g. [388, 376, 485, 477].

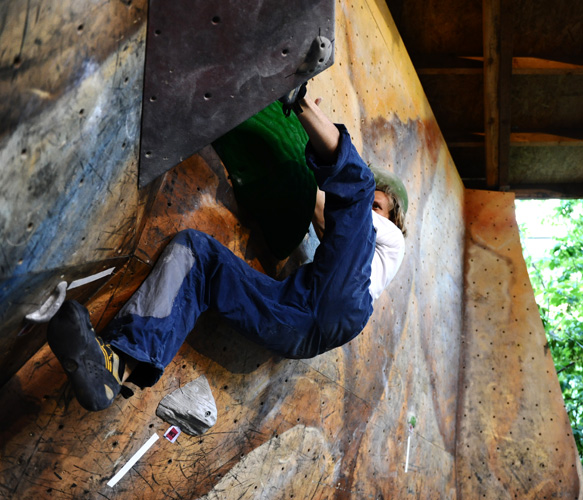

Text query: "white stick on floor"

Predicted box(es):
[107, 433, 159, 487]
[405, 434, 411, 473]
[68, 267, 116, 290]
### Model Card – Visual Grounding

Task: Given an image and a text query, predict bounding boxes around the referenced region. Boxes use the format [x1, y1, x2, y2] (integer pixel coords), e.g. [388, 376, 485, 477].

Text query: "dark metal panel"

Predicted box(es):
[139, 0, 335, 187]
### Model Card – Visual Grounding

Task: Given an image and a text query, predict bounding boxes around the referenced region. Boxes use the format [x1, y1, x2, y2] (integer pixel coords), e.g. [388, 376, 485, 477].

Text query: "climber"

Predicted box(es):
[46, 88, 408, 411]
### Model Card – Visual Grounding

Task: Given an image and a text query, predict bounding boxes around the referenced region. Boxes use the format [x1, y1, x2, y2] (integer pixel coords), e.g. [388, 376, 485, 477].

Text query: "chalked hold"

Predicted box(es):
[156, 376, 217, 436]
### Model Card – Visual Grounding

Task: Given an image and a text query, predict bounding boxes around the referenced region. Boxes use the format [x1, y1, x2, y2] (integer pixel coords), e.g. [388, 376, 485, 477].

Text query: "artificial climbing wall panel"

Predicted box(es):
[139, 0, 335, 187]
[458, 189, 582, 499]
[0, 0, 148, 385]
[0, 1, 466, 499]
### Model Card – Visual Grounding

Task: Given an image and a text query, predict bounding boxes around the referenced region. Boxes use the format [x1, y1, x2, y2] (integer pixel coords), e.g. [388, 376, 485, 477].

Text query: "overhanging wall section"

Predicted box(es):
[0, 0, 335, 387]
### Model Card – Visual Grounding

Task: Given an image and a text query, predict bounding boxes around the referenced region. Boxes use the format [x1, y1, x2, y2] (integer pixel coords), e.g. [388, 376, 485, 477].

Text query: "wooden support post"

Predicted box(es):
[483, 0, 500, 188]
[497, 2, 512, 190]
[482, 0, 512, 189]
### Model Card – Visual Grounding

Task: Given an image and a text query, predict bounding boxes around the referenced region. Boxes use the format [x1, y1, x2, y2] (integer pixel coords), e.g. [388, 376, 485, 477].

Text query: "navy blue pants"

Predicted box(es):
[105, 125, 376, 387]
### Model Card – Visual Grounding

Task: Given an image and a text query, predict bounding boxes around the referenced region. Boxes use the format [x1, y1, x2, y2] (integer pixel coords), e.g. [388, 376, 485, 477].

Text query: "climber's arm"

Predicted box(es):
[311, 188, 326, 240]
[295, 97, 340, 164]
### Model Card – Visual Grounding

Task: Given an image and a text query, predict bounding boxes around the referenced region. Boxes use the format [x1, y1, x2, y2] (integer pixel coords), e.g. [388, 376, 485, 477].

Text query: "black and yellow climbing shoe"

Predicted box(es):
[47, 300, 124, 411]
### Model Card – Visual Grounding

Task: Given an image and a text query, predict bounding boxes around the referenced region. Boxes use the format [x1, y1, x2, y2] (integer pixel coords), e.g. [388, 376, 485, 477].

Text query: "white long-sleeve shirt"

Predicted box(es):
[369, 211, 405, 300]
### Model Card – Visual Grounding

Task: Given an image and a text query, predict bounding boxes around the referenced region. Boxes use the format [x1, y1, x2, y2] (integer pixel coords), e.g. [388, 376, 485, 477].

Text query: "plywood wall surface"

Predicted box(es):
[0, 0, 148, 384]
[0, 0, 466, 498]
[458, 189, 582, 499]
[0, 0, 147, 276]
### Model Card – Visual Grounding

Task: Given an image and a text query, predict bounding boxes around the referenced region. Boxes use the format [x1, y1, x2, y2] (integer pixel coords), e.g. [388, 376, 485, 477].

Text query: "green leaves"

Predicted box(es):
[520, 199, 583, 461]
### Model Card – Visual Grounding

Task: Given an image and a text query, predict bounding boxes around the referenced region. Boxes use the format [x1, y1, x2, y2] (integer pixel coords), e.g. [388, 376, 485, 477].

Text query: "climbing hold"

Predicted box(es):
[296, 35, 333, 75]
[279, 81, 308, 116]
[213, 101, 317, 259]
[156, 375, 217, 436]
[25, 281, 68, 323]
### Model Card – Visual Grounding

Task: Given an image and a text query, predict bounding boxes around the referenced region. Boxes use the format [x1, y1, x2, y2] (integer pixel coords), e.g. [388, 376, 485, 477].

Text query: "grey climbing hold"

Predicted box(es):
[156, 375, 217, 436]
[296, 36, 333, 75]
[25, 281, 68, 323]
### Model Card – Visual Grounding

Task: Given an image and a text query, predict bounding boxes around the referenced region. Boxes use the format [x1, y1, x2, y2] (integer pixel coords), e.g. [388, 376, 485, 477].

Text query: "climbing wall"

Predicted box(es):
[1, 1, 580, 499]
[0, 0, 467, 498]
[0, 0, 334, 387]
[139, 0, 335, 187]
[0, 0, 148, 386]
[458, 189, 582, 499]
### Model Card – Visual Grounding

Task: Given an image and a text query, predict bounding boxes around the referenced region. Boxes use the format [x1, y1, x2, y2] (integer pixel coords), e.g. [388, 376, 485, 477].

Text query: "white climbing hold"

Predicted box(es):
[296, 36, 333, 75]
[25, 281, 68, 323]
[156, 375, 217, 436]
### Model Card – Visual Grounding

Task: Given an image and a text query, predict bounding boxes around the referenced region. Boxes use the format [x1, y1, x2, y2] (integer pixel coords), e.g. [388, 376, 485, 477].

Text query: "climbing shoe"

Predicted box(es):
[47, 300, 124, 411]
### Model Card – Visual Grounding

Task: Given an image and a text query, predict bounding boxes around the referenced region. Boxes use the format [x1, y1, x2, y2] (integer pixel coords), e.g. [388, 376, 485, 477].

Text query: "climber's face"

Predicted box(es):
[372, 190, 393, 219]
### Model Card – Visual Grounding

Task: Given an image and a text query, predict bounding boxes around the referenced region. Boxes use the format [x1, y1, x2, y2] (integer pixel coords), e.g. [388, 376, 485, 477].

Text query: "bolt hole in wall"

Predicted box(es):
[515, 198, 583, 462]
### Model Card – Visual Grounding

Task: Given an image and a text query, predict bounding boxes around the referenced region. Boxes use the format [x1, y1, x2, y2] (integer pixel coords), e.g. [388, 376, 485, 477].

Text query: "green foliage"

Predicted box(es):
[522, 200, 583, 459]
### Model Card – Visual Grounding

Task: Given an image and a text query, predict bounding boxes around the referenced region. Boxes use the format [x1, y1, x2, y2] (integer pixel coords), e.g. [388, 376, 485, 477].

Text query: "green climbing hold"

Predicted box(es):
[213, 101, 317, 259]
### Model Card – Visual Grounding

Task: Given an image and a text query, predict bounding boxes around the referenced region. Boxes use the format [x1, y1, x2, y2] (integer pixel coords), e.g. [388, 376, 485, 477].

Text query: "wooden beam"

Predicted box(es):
[512, 57, 583, 75]
[482, 0, 512, 189]
[512, 183, 583, 199]
[443, 131, 485, 147]
[445, 130, 583, 148]
[415, 56, 583, 75]
[414, 54, 483, 74]
[510, 130, 583, 146]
